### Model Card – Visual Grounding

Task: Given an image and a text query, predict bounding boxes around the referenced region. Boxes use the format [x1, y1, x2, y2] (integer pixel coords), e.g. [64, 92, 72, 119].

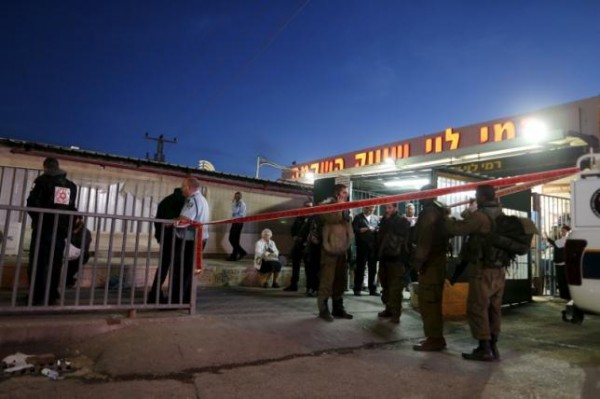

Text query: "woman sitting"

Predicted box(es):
[254, 228, 282, 288]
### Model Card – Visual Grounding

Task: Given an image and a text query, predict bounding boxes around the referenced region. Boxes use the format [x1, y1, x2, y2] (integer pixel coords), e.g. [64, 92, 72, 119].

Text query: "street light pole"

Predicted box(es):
[255, 155, 292, 179]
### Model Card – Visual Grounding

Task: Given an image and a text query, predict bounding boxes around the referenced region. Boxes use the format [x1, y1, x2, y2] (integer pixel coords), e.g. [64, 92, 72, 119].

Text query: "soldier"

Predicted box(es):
[376, 203, 411, 324]
[445, 184, 503, 361]
[26, 157, 77, 305]
[412, 185, 450, 351]
[317, 184, 354, 321]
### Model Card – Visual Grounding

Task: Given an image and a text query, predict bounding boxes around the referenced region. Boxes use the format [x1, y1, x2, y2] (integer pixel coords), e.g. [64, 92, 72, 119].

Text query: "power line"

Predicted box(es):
[181, 0, 312, 135]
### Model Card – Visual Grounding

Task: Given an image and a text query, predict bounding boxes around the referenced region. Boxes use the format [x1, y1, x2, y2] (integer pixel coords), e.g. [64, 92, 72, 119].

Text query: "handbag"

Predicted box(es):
[66, 240, 81, 261]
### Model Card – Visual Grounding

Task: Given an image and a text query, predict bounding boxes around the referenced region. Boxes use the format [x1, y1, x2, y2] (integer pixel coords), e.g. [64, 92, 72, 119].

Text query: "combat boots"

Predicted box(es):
[490, 334, 500, 360]
[318, 298, 334, 322]
[412, 337, 447, 351]
[332, 298, 353, 319]
[378, 308, 393, 318]
[462, 340, 495, 361]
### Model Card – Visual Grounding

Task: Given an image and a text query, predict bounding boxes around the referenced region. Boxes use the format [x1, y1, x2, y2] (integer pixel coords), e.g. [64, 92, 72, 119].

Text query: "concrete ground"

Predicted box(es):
[1, 287, 599, 399]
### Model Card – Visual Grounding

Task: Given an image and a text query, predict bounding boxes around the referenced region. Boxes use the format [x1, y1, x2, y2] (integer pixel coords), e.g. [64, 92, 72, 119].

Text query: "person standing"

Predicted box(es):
[352, 206, 379, 296]
[546, 225, 571, 300]
[412, 186, 450, 351]
[65, 215, 92, 288]
[317, 184, 354, 321]
[445, 185, 505, 361]
[376, 203, 411, 324]
[403, 202, 418, 293]
[173, 177, 209, 304]
[148, 188, 186, 303]
[305, 215, 322, 297]
[26, 157, 77, 305]
[284, 200, 313, 292]
[227, 192, 247, 261]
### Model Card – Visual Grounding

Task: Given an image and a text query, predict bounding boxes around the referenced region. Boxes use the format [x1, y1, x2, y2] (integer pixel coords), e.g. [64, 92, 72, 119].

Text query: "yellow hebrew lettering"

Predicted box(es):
[375, 149, 382, 164]
[382, 147, 396, 160]
[435, 136, 442, 153]
[310, 163, 319, 174]
[480, 126, 490, 143]
[425, 138, 433, 153]
[355, 152, 367, 167]
[494, 122, 515, 142]
[334, 158, 344, 171]
[445, 128, 460, 150]
[402, 143, 410, 158]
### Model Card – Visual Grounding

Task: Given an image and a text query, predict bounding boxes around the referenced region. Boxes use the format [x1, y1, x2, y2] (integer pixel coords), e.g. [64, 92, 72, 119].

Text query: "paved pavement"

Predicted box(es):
[1, 287, 599, 398]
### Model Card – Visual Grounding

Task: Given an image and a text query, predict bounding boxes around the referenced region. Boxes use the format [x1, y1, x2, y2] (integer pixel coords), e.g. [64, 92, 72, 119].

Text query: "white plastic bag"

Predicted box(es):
[65, 240, 81, 261]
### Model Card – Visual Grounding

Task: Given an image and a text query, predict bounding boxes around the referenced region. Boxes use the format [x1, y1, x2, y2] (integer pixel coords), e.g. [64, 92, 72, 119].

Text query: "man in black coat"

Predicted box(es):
[27, 157, 77, 305]
[148, 188, 186, 303]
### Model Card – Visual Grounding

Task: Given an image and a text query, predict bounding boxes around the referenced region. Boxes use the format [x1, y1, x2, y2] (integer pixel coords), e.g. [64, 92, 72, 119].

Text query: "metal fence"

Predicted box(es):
[0, 204, 197, 314]
[532, 193, 571, 296]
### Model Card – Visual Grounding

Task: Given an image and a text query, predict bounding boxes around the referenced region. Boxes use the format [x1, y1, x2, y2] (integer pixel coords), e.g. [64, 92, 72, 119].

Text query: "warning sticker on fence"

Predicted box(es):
[54, 187, 71, 205]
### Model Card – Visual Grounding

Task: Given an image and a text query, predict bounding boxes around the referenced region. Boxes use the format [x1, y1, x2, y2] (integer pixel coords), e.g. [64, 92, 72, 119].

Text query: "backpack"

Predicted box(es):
[486, 213, 538, 267]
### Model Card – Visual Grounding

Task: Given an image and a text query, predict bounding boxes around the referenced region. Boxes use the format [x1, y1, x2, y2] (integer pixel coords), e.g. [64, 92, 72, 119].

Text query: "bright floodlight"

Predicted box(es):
[383, 178, 430, 189]
[384, 157, 395, 166]
[305, 171, 315, 183]
[521, 118, 548, 143]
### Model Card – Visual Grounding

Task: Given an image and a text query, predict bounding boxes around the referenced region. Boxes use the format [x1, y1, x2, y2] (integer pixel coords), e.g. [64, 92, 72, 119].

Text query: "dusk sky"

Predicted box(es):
[2, 1, 599, 180]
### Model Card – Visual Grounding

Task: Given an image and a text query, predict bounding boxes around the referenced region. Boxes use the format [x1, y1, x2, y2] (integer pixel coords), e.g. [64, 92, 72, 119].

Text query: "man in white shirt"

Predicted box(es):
[227, 191, 247, 261]
[173, 177, 209, 304]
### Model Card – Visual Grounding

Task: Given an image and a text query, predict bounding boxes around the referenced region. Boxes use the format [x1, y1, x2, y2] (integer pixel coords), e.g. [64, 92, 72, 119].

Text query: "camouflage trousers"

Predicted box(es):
[417, 281, 444, 339]
[467, 267, 506, 340]
[317, 252, 348, 312]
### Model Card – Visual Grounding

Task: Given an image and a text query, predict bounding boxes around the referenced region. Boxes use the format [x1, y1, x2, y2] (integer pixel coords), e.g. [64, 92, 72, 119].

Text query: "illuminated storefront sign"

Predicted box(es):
[288, 121, 518, 179]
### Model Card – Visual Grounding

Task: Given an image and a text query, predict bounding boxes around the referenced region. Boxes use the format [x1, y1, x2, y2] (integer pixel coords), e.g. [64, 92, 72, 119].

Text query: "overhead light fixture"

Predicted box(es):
[383, 178, 430, 189]
[521, 118, 548, 143]
[384, 157, 395, 166]
[304, 171, 315, 183]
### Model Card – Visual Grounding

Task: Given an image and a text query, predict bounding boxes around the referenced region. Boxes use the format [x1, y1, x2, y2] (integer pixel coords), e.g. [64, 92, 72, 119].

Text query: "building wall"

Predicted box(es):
[0, 147, 309, 257]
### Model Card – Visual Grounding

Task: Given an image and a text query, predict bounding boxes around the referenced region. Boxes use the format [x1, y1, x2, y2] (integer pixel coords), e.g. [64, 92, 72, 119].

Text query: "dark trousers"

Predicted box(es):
[354, 242, 377, 292]
[28, 230, 66, 305]
[228, 223, 246, 258]
[306, 243, 321, 292]
[379, 260, 405, 316]
[148, 233, 176, 303]
[555, 264, 571, 300]
[172, 238, 206, 304]
[66, 259, 81, 287]
[289, 241, 308, 288]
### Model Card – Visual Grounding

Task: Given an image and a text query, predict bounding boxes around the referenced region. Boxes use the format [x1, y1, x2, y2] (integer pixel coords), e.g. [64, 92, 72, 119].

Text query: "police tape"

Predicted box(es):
[190, 166, 578, 272]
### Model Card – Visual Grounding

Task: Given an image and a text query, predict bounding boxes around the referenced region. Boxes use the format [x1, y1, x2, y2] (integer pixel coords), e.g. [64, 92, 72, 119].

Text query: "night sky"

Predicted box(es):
[2, 0, 599, 180]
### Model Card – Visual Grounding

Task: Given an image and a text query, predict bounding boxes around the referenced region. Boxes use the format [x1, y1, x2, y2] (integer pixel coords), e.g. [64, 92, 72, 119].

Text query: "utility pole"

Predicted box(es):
[145, 133, 177, 163]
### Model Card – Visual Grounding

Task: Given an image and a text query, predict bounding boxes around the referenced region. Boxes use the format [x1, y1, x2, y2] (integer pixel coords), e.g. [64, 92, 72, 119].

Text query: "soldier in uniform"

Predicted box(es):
[27, 157, 77, 305]
[412, 186, 450, 351]
[317, 184, 354, 321]
[376, 203, 411, 324]
[445, 184, 503, 361]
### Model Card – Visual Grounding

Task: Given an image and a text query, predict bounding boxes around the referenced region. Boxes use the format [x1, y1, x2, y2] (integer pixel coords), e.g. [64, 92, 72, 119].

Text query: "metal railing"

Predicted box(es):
[0, 204, 198, 315]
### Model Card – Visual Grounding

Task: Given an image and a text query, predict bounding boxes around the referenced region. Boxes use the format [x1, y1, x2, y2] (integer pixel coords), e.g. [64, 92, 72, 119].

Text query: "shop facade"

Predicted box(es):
[285, 96, 600, 304]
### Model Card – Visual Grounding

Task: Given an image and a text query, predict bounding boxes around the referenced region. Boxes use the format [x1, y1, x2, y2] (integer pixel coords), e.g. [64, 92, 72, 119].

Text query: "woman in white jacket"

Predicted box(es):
[254, 228, 282, 288]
